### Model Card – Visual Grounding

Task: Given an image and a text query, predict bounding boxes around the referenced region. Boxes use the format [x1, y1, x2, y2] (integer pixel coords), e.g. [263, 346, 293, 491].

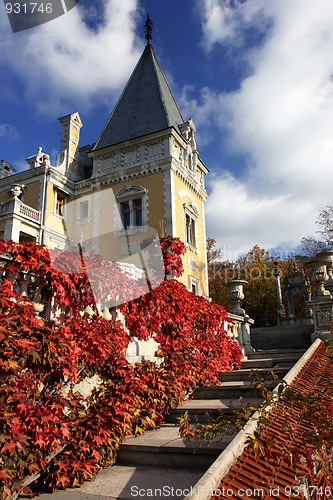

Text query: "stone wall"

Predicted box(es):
[250, 324, 313, 350]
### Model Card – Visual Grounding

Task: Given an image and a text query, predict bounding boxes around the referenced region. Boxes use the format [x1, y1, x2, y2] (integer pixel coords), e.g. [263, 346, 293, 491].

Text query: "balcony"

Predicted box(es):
[0, 198, 41, 224]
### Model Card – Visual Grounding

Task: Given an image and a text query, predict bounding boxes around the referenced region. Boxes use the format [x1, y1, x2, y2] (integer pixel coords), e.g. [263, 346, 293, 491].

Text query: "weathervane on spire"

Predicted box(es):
[144, 14, 153, 45]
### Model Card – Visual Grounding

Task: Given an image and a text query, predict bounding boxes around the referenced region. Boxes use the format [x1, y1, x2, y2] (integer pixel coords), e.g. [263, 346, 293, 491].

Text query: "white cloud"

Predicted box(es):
[199, 0, 271, 52]
[0, 0, 142, 115]
[0, 123, 19, 141]
[206, 173, 315, 260]
[197, 0, 333, 256]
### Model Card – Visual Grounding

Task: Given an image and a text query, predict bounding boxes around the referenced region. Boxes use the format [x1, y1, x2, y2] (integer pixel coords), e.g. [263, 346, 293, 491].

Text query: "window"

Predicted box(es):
[186, 213, 196, 247]
[121, 198, 143, 229]
[183, 201, 199, 250]
[79, 200, 89, 220]
[115, 185, 147, 235]
[121, 202, 131, 229]
[134, 198, 142, 226]
[56, 193, 65, 216]
[189, 276, 199, 296]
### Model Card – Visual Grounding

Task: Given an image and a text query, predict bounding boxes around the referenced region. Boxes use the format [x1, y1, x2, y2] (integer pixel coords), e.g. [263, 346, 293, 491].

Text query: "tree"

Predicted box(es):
[299, 206, 333, 260]
[299, 237, 330, 259]
[317, 205, 333, 245]
[207, 240, 294, 327]
[206, 237, 232, 310]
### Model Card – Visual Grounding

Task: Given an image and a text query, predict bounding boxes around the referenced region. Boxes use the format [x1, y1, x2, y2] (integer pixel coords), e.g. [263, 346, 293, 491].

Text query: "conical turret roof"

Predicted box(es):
[93, 44, 184, 151]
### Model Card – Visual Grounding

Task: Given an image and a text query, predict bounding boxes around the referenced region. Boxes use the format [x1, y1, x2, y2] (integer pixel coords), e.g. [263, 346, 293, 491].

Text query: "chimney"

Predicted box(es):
[58, 112, 83, 178]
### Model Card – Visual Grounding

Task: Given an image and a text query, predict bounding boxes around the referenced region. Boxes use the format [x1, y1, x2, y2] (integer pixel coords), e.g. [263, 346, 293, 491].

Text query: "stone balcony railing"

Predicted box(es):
[0, 198, 41, 223]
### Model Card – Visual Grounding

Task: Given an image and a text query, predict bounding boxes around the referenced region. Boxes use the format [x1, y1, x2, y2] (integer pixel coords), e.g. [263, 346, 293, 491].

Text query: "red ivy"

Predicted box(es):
[0, 238, 242, 498]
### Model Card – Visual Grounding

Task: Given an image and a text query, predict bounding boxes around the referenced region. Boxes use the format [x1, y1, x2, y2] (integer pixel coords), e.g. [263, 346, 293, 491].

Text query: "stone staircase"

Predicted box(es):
[116, 350, 302, 471]
[36, 349, 305, 500]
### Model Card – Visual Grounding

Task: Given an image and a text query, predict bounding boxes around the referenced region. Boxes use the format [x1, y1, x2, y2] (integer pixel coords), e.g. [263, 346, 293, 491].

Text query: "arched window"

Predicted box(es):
[115, 185, 147, 235]
[183, 202, 199, 250]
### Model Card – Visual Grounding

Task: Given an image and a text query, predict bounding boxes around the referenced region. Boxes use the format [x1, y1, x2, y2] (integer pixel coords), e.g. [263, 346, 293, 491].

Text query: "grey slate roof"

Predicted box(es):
[93, 44, 184, 151]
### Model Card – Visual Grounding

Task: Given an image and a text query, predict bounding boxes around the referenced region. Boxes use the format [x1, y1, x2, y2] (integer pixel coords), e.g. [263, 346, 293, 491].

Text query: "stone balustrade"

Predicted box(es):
[0, 198, 41, 223]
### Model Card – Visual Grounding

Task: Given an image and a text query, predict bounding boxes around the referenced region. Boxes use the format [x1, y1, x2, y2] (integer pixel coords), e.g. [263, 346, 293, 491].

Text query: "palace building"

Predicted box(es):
[0, 20, 210, 297]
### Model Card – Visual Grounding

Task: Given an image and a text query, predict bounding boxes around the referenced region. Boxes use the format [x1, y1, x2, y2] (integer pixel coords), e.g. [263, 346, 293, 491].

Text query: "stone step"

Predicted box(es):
[36, 464, 207, 499]
[193, 380, 260, 400]
[116, 423, 235, 469]
[247, 349, 306, 360]
[241, 357, 301, 369]
[220, 366, 293, 382]
[165, 397, 263, 424]
[36, 349, 302, 497]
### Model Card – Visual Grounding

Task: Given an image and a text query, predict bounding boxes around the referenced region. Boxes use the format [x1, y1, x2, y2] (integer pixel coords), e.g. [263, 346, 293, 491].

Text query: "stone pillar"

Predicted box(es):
[4, 215, 21, 242]
[273, 261, 286, 324]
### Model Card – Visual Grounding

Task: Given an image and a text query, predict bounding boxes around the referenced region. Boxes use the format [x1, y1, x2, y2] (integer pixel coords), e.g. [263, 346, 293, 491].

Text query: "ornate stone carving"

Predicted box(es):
[10, 184, 24, 199]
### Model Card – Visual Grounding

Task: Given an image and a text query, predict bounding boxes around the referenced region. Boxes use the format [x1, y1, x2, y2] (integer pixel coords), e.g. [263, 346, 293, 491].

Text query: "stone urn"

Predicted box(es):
[226, 280, 248, 316]
[304, 260, 331, 300]
[316, 251, 333, 296]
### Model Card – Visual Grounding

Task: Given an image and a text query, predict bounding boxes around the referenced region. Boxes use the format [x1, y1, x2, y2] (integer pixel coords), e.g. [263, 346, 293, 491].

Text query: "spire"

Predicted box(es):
[93, 43, 184, 151]
[144, 14, 153, 45]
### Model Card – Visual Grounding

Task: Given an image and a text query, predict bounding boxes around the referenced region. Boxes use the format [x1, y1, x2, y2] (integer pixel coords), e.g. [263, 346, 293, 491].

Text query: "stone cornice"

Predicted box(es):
[74, 163, 168, 192]
[89, 128, 174, 159]
[171, 164, 208, 202]
[0, 165, 75, 194]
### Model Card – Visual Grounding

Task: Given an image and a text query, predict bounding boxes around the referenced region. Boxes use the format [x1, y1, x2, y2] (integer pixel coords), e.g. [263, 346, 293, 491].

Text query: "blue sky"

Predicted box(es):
[1, 0, 333, 259]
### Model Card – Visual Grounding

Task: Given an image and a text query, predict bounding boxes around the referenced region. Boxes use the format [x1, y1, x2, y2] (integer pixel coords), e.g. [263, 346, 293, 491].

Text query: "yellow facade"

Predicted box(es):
[45, 183, 66, 235]
[172, 172, 207, 295]
[0, 191, 8, 204]
[24, 181, 41, 210]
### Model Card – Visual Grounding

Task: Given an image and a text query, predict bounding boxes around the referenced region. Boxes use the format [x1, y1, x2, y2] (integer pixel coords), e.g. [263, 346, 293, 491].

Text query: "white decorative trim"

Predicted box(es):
[115, 184, 147, 199]
[114, 226, 148, 238]
[178, 188, 199, 212]
[92, 187, 101, 253]
[202, 198, 209, 297]
[183, 201, 199, 218]
[163, 169, 174, 236]
[188, 275, 200, 295]
[188, 257, 197, 271]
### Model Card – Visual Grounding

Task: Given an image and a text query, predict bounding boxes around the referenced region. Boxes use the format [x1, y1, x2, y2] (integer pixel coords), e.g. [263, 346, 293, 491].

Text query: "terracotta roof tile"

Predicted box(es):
[211, 341, 333, 500]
